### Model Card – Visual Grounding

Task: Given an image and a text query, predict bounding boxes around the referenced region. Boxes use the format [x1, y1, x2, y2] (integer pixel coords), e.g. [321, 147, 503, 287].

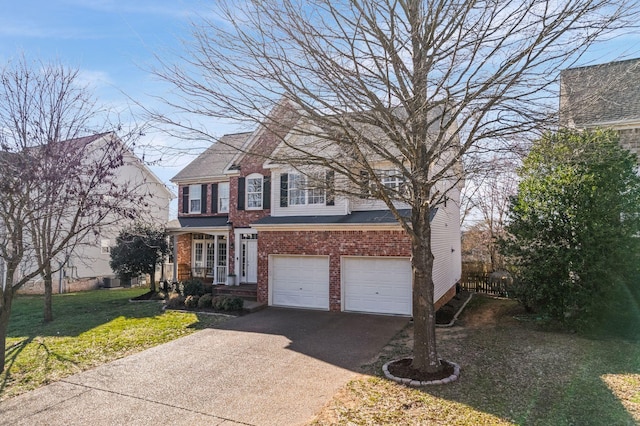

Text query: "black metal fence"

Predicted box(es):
[459, 273, 509, 296]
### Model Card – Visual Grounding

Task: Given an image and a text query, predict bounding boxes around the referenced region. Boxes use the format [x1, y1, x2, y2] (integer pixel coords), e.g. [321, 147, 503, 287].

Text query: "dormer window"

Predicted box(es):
[246, 174, 263, 209]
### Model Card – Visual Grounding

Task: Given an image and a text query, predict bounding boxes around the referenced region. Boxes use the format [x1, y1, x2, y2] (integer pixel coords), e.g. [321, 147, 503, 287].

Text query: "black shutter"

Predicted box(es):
[280, 173, 288, 207]
[211, 183, 218, 214]
[326, 171, 335, 206]
[201, 184, 208, 214]
[182, 186, 189, 213]
[237, 178, 245, 210]
[359, 170, 370, 199]
[263, 176, 271, 209]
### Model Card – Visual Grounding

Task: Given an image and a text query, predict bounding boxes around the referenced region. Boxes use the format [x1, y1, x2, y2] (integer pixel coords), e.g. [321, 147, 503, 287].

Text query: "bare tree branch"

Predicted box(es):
[149, 0, 639, 373]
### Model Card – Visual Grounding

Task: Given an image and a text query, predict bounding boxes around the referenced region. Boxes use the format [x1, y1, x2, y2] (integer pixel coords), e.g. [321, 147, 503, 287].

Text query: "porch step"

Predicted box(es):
[213, 284, 258, 301]
[243, 300, 267, 313]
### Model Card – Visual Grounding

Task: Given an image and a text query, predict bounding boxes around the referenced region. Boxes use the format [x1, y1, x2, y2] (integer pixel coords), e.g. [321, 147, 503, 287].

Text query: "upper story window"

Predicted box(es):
[218, 182, 229, 213]
[100, 239, 111, 255]
[246, 174, 263, 210]
[189, 184, 201, 213]
[378, 170, 404, 192]
[288, 172, 325, 206]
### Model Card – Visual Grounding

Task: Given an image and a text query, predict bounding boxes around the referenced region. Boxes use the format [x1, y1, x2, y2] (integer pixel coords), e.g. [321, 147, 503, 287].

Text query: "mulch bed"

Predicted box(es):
[130, 291, 164, 301]
[164, 305, 245, 316]
[387, 357, 455, 382]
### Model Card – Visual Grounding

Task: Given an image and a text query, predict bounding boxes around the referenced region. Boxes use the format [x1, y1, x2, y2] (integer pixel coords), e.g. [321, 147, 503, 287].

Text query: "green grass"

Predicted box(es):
[2, 288, 230, 401]
[312, 295, 640, 425]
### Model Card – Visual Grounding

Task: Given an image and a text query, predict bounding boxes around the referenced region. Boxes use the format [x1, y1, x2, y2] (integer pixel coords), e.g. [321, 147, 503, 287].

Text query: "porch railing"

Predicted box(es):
[215, 266, 227, 284]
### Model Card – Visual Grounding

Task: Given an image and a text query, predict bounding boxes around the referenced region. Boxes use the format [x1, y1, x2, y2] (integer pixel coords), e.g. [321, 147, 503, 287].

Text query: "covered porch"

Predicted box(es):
[166, 217, 232, 285]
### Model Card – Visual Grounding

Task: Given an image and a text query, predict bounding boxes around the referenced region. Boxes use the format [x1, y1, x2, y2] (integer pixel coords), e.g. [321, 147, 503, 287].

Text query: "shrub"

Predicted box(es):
[212, 295, 244, 311]
[182, 278, 205, 297]
[184, 295, 200, 308]
[198, 293, 213, 308]
[165, 292, 185, 309]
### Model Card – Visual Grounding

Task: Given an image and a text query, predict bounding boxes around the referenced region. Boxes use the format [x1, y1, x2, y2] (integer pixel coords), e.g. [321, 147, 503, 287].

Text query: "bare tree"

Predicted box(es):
[151, 0, 638, 374]
[0, 57, 143, 371]
[462, 156, 518, 271]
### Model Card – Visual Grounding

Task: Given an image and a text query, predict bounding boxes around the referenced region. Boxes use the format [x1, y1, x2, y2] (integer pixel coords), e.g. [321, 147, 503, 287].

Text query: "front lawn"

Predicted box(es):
[312, 295, 640, 425]
[1, 288, 229, 401]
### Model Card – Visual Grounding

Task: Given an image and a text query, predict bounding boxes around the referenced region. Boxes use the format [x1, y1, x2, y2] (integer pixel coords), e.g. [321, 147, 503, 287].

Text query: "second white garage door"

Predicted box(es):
[271, 255, 330, 310]
[342, 257, 412, 316]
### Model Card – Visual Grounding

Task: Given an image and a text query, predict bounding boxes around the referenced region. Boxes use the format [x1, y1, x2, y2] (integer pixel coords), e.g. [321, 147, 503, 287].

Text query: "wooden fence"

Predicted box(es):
[459, 273, 509, 296]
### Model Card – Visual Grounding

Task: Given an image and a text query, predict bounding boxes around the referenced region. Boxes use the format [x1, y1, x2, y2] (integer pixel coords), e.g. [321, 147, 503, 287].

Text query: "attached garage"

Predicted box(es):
[342, 256, 412, 316]
[270, 255, 330, 310]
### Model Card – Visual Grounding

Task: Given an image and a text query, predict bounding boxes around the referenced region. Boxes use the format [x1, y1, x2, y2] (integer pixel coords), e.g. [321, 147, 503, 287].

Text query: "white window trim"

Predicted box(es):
[100, 239, 111, 255]
[378, 170, 404, 191]
[189, 184, 201, 214]
[218, 182, 230, 213]
[288, 172, 325, 206]
[246, 173, 263, 210]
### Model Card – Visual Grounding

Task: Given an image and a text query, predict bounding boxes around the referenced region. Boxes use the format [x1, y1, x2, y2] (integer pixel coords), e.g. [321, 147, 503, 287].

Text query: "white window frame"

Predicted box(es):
[246, 173, 263, 210]
[218, 182, 229, 213]
[288, 172, 325, 206]
[189, 184, 201, 214]
[377, 169, 404, 192]
[100, 239, 111, 255]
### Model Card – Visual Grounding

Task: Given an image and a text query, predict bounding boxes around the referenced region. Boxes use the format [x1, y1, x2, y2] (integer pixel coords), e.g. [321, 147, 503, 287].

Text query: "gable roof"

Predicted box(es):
[171, 132, 252, 183]
[560, 58, 640, 127]
[264, 104, 455, 169]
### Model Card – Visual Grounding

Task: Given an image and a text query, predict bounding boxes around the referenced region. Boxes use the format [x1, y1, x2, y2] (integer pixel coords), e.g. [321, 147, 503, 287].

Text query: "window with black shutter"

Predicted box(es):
[211, 183, 218, 214]
[280, 173, 288, 207]
[201, 184, 208, 214]
[359, 170, 370, 198]
[237, 177, 245, 210]
[326, 170, 335, 206]
[182, 186, 189, 213]
[263, 176, 271, 209]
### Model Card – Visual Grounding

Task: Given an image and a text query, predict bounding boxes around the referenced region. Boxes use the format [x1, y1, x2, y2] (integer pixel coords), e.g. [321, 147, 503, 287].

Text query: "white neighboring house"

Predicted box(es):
[16, 132, 173, 294]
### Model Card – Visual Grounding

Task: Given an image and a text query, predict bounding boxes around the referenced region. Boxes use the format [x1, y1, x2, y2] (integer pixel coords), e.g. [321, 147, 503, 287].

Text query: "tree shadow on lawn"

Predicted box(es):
[368, 296, 640, 425]
[7, 290, 169, 339]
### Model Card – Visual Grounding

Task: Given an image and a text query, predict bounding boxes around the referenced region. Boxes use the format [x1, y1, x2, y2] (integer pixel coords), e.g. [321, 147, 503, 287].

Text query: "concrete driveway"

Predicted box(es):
[0, 308, 407, 426]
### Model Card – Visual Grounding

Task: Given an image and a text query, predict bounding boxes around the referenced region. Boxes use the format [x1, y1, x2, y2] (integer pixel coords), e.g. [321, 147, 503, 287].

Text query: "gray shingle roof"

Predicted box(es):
[560, 58, 640, 127]
[252, 208, 436, 226]
[170, 132, 252, 182]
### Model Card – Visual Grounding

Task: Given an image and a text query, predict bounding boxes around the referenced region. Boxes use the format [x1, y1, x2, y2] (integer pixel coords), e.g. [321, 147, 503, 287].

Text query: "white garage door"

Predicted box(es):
[343, 257, 412, 316]
[271, 255, 330, 310]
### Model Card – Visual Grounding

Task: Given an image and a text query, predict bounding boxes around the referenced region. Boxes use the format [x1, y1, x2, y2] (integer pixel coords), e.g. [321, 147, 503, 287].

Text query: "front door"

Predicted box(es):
[241, 238, 258, 283]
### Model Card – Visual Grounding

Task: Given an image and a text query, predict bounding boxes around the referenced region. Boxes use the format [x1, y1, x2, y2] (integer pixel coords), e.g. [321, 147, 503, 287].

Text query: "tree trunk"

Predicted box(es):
[149, 269, 156, 293]
[410, 207, 442, 373]
[43, 263, 53, 323]
[0, 286, 14, 372]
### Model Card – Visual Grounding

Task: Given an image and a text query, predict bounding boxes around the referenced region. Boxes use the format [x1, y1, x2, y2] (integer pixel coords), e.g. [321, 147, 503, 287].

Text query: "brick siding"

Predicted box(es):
[258, 229, 455, 312]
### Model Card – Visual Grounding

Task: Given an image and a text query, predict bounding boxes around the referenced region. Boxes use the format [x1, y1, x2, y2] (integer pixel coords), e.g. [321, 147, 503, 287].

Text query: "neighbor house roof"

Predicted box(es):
[171, 132, 252, 183]
[560, 58, 640, 127]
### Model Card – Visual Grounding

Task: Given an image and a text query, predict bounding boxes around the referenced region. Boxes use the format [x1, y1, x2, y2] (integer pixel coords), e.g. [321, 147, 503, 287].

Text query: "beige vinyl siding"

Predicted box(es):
[430, 184, 462, 302]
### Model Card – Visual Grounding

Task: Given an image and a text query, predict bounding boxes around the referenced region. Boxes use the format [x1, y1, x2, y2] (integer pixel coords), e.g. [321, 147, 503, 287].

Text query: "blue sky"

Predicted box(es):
[0, 0, 212, 199]
[2, 1, 640, 204]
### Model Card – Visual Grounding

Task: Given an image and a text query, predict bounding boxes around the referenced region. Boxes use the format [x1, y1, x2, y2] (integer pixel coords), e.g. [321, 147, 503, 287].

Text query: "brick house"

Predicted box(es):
[168, 102, 463, 316]
[560, 58, 640, 158]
